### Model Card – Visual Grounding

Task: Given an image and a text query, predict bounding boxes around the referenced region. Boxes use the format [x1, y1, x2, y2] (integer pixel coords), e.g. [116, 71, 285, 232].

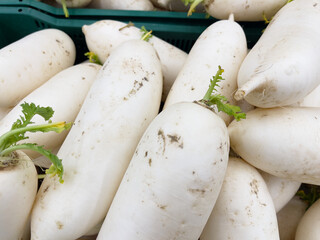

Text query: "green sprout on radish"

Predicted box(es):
[199, 66, 246, 121]
[85, 52, 102, 65]
[182, 0, 204, 16]
[140, 26, 153, 42]
[0, 102, 72, 183]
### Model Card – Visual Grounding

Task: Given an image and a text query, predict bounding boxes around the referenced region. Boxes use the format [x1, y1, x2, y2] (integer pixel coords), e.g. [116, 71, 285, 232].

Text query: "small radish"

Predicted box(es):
[234, 0, 320, 108]
[0, 102, 71, 240]
[200, 157, 280, 240]
[96, 67, 245, 240]
[82, 19, 187, 101]
[163, 14, 247, 125]
[259, 171, 301, 213]
[228, 107, 320, 185]
[183, 0, 288, 21]
[0, 62, 101, 162]
[30, 39, 163, 240]
[0, 29, 76, 108]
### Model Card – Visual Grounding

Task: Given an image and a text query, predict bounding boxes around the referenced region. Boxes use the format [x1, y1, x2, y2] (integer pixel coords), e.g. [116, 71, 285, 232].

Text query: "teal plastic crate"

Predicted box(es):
[0, 2, 266, 63]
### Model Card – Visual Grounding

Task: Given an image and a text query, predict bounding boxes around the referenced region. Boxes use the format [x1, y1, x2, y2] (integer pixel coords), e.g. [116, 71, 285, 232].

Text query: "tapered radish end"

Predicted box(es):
[228, 13, 235, 22]
[234, 89, 246, 101]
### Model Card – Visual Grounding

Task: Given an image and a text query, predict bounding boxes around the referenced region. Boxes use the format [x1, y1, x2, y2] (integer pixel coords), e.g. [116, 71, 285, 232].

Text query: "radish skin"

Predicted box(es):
[235, 0, 320, 108]
[30, 40, 163, 240]
[88, 0, 154, 10]
[291, 84, 320, 107]
[97, 102, 229, 240]
[228, 107, 320, 185]
[0, 150, 38, 240]
[0, 107, 10, 121]
[200, 0, 287, 21]
[277, 196, 307, 240]
[56, 0, 92, 7]
[0, 29, 76, 108]
[82, 19, 187, 101]
[0, 62, 101, 161]
[163, 15, 247, 125]
[259, 171, 301, 213]
[295, 198, 320, 240]
[200, 157, 280, 240]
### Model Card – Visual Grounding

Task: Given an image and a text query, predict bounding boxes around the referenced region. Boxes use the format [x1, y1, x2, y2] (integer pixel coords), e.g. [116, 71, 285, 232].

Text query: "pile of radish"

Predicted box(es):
[2, 0, 320, 239]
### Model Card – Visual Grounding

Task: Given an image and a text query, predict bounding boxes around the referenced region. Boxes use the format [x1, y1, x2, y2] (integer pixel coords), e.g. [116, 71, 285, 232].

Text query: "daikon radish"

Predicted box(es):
[235, 0, 320, 108]
[163, 14, 247, 125]
[277, 196, 307, 240]
[0, 62, 101, 161]
[96, 66, 245, 240]
[30, 39, 163, 240]
[0, 29, 76, 108]
[185, 0, 287, 21]
[228, 107, 320, 185]
[260, 170, 301, 212]
[295, 197, 320, 240]
[88, 0, 155, 10]
[82, 19, 187, 101]
[200, 157, 280, 240]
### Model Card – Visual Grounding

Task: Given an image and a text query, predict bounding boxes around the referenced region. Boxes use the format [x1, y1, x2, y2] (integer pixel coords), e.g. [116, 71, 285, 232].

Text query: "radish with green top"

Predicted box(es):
[96, 67, 245, 240]
[163, 14, 247, 125]
[234, 0, 320, 108]
[200, 157, 280, 240]
[0, 62, 101, 164]
[0, 29, 76, 108]
[228, 107, 320, 185]
[82, 19, 187, 101]
[30, 39, 163, 240]
[0, 102, 71, 240]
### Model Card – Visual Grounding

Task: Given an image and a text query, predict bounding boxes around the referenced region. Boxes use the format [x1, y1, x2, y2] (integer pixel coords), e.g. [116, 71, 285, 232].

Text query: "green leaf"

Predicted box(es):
[296, 184, 320, 210]
[84, 52, 102, 65]
[140, 26, 153, 42]
[0, 102, 72, 184]
[199, 66, 246, 121]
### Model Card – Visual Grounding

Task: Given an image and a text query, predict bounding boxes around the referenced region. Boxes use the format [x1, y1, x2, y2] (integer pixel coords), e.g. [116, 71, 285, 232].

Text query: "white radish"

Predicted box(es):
[163, 15, 247, 125]
[96, 101, 229, 240]
[295, 197, 320, 240]
[88, 0, 154, 10]
[200, 157, 280, 240]
[0, 29, 76, 108]
[0, 107, 11, 121]
[82, 19, 187, 101]
[228, 107, 320, 185]
[186, 0, 287, 21]
[150, 0, 204, 12]
[0, 151, 38, 240]
[291, 84, 320, 107]
[30, 39, 163, 240]
[0, 62, 101, 161]
[234, 0, 320, 108]
[259, 170, 301, 213]
[277, 195, 307, 240]
[56, 0, 92, 7]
